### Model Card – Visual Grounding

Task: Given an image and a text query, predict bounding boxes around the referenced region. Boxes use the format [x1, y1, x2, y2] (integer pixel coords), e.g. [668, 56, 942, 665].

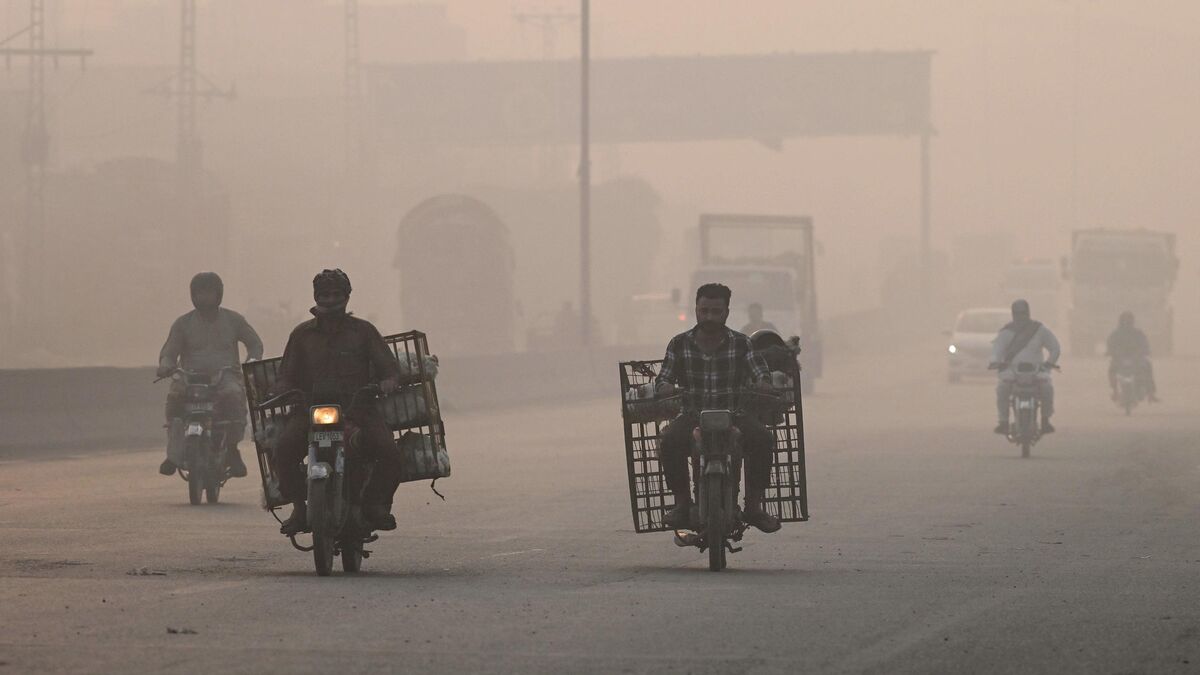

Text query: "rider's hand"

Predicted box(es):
[155, 365, 173, 379]
[654, 381, 677, 397]
[754, 377, 774, 393]
[379, 377, 399, 395]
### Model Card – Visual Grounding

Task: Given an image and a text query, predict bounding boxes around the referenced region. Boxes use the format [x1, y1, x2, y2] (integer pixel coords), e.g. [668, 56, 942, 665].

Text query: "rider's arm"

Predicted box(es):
[236, 312, 265, 361]
[157, 316, 185, 375]
[365, 323, 402, 393]
[655, 336, 681, 390]
[1043, 327, 1061, 366]
[1137, 330, 1152, 357]
[990, 329, 1012, 367]
[272, 330, 300, 394]
[744, 340, 772, 386]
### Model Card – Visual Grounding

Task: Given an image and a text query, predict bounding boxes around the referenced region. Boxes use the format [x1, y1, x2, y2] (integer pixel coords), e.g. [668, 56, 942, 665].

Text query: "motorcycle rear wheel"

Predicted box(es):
[705, 473, 725, 572]
[309, 483, 335, 577]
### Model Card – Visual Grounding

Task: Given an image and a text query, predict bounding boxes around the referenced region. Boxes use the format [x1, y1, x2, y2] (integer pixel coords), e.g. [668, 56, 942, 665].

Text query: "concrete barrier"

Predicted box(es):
[0, 345, 662, 454]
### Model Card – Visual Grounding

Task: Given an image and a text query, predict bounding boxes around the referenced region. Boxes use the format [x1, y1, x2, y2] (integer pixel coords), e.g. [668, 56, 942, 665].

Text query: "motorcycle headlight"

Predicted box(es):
[948, 344, 957, 354]
[310, 406, 341, 425]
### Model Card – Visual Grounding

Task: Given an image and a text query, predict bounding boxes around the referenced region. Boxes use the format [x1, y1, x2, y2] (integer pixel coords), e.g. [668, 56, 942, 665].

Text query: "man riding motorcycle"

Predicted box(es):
[1106, 311, 1158, 403]
[157, 272, 263, 477]
[271, 269, 403, 536]
[991, 299, 1060, 435]
[655, 283, 781, 534]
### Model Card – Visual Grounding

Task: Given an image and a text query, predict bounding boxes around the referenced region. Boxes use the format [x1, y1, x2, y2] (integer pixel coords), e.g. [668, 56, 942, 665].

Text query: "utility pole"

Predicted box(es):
[578, 0, 591, 345]
[146, 1, 234, 260]
[344, 0, 364, 177]
[0, 0, 92, 347]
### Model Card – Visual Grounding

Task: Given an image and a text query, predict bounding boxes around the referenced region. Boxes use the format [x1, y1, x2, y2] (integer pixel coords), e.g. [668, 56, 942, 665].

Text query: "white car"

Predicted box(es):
[946, 308, 1011, 383]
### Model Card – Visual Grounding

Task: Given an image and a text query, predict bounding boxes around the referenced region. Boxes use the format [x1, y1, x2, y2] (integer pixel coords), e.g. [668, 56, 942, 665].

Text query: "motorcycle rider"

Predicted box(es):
[157, 272, 263, 477]
[741, 302, 778, 335]
[655, 283, 781, 534]
[1106, 311, 1158, 403]
[271, 269, 403, 536]
[991, 299, 1060, 435]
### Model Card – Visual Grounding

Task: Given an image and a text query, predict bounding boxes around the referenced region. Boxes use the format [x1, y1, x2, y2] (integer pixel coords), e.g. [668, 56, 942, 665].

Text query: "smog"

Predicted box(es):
[1, 2, 1197, 673]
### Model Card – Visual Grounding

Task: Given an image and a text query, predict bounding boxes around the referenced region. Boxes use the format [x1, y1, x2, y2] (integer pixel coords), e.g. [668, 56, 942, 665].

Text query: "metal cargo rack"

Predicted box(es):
[243, 329, 446, 510]
[619, 359, 808, 534]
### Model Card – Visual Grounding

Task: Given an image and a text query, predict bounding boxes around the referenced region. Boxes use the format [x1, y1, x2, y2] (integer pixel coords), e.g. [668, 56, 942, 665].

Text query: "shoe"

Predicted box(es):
[159, 458, 177, 476]
[663, 502, 692, 529]
[362, 504, 397, 531]
[280, 504, 309, 536]
[743, 506, 782, 533]
[1041, 419, 1056, 434]
[226, 448, 248, 478]
[993, 422, 1009, 435]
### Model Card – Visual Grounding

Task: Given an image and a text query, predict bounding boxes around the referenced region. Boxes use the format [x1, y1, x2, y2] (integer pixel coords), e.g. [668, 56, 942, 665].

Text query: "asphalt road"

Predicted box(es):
[2, 346, 1198, 674]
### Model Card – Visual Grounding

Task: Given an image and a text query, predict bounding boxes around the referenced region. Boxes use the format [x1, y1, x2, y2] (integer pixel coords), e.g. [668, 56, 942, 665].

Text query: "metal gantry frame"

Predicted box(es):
[0, 0, 92, 345]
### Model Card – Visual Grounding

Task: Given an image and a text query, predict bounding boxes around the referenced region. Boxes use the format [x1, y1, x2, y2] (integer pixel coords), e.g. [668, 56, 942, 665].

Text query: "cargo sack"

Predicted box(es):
[397, 352, 439, 385]
[397, 430, 450, 483]
[622, 382, 681, 424]
[380, 385, 433, 429]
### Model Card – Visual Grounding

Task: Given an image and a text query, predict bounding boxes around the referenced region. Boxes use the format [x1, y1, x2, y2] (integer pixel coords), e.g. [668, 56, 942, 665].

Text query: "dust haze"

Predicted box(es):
[0, 1, 1196, 369]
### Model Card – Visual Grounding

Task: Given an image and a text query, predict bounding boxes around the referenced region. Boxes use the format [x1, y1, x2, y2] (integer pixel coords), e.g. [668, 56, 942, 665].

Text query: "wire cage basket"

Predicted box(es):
[243, 330, 448, 510]
[618, 359, 808, 534]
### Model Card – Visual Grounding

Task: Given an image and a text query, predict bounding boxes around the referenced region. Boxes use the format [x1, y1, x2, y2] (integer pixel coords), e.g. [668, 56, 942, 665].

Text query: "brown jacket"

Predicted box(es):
[274, 313, 400, 405]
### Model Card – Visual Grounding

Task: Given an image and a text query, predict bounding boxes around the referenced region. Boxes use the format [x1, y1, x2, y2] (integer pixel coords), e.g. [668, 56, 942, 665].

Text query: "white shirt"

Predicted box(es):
[991, 322, 1061, 375]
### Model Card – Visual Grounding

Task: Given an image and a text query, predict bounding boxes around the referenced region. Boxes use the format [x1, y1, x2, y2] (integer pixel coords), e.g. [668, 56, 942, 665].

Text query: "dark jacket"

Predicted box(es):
[274, 314, 401, 404]
[159, 308, 263, 374]
[1107, 326, 1151, 359]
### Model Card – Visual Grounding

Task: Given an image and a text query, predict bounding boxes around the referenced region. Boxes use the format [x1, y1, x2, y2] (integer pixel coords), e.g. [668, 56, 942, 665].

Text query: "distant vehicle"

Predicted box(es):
[1001, 259, 1061, 329]
[946, 308, 1010, 383]
[1062, 229, 1178, 355]
[617, 290, 690, 347]
[688, 213, 821, 393]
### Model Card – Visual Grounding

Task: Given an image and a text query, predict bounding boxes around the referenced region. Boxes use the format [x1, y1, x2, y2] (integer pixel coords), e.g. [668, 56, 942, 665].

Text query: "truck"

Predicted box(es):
[689, 213, 822, 392]
[1063, 228, 1178, 356]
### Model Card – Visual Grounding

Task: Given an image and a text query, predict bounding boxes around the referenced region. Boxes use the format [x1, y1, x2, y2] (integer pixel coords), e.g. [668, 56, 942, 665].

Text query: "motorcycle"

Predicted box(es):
[256, 385, 382, 576]
[665, 389, 786, 572]
[159, 367, 238, 505]
[1112, 357, 1144, 416]
[991, 361, 1059, 458]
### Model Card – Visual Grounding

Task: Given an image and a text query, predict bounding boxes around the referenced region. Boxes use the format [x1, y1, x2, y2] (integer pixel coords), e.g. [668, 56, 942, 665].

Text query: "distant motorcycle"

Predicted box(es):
[991, 361, 1059, 458]
[160, 367, 237, 505]
[256, 385, 382, 576]
[1112, 357, 1144, 416]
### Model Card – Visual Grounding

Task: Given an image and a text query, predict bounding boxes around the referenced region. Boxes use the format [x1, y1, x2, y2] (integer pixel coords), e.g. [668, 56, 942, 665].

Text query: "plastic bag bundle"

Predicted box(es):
[397, 353, 439, 383]
[381, 385, 432, 429]
[397, 430, 451, 483]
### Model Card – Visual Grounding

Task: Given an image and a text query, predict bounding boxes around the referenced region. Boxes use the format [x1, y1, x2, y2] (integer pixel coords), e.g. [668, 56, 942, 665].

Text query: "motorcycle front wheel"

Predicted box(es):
[341, 542, 363, 573]
[705, 473, 726, 572]
[308, 482, 335, 576]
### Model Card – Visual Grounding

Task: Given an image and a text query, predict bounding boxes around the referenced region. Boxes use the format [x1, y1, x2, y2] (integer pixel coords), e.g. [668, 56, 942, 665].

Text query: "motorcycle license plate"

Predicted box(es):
[311, 430, 343, 447]
[186, 423, 205, 437]
[1017, 400, 1033, 410]
[186, 402, 214, 412]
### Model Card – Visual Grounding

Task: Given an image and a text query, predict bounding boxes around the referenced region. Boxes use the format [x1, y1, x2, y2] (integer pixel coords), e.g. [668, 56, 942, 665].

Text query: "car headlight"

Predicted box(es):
[311, 406, 341, 425]
[948, 344, 957, 354]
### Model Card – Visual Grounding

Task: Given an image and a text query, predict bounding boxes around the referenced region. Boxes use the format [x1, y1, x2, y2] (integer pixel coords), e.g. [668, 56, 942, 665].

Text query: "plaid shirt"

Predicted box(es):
[656, 326, 770, 410]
